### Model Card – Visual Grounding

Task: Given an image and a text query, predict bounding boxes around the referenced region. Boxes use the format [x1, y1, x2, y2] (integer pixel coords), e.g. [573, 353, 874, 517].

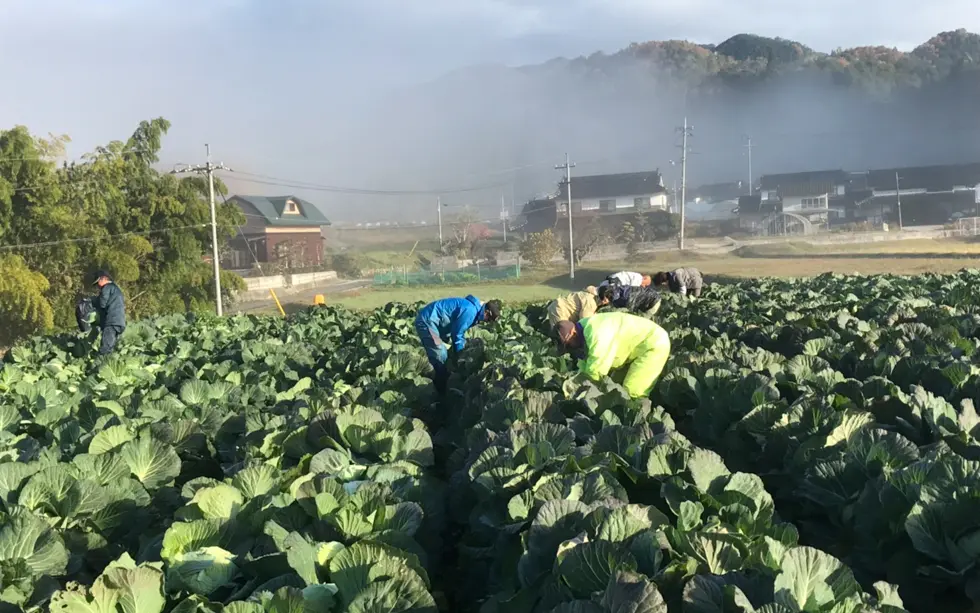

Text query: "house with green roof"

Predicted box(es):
[226, 195, 331, 269]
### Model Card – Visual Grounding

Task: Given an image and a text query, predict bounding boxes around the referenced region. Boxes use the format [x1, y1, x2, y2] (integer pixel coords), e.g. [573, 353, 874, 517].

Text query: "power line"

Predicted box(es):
[221, 155, 626, 197]
[0, 223, 209, 252]
[224, 171, 509, 196]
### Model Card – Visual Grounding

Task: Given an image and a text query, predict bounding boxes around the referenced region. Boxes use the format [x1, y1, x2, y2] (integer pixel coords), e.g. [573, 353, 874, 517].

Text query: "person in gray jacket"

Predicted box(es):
[91, 270, 126, 355]
[653, 267, 704, 298]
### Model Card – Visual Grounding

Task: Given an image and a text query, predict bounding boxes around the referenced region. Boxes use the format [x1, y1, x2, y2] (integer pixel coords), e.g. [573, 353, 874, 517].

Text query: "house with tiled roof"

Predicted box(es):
[226, 195, 331, 269]
[518, 170, 669, 236]
[555, 170, 668, 216]
[852, 163, 980, 225]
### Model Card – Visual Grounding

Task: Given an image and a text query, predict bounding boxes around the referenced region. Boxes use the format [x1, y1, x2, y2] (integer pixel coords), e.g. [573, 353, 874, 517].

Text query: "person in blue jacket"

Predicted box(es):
[415, 295, 502, 392]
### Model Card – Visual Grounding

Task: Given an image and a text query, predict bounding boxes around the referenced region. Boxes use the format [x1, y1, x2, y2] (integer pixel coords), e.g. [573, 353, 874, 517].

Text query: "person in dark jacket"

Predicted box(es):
[91, 270, 126, 355]
[653, 267, 704, 299]
[414, 295, 501, 393]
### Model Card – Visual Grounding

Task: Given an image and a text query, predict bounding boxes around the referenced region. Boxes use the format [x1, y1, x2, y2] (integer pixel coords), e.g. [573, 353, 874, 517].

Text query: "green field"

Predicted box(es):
[5, 271, 980, 612]
[326, 239, 980, 309]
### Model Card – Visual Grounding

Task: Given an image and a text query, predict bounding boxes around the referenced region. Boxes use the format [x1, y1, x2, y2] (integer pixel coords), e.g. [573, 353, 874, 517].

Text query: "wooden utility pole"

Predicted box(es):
[172, 145, 229, 316]
[555, 153, 576, 279]
[676, 119, 693, 250]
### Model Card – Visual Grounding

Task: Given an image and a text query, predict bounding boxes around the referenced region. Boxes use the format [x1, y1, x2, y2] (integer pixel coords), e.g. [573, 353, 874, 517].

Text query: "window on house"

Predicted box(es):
[633, 197, 648, 207]
[599, 199, 616, 211]
[283, 200, 300, 215]
[580, 200, 599, 211]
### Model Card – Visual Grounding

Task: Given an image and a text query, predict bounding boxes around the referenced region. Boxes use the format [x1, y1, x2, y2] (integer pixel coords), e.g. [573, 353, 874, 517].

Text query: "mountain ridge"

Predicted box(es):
[484, 29, 980, 91]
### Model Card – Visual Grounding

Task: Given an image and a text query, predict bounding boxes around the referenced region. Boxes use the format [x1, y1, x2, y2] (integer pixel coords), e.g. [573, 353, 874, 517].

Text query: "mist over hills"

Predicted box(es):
[321, 29, 980, 222]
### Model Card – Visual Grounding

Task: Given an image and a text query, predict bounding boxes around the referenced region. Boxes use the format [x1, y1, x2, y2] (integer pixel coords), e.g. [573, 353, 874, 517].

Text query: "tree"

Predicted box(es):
[0, 255, 54, 348]
[519, 229, 561, 266]
[0, 118, 247, 342]
[444, 209, 490, 257]
[618, 221, 640, 257]
[566, 218, 609, 264]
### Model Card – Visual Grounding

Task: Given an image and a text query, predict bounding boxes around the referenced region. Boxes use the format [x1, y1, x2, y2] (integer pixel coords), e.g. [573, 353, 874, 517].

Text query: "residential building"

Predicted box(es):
[690, 181, 745, 203]
[225, 195, 330, 269]
[556, 170, 668, 216]
[851, 163, 980, 225]
[520, 198, 560, 234]
[686, 181, 743, 222]
[518, 170, 669, 236]
[735, 195, 781, 230]
[759, 170, 848, 217]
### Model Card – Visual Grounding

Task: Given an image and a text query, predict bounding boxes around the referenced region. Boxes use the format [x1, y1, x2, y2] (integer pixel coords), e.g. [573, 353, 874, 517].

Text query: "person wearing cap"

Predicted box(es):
[546, 285, 614, 331]
[555, 312, 671, 399]
[653, 267, 704, 299]
[91, 270, 126, 355]
[414, 295, 502, 393]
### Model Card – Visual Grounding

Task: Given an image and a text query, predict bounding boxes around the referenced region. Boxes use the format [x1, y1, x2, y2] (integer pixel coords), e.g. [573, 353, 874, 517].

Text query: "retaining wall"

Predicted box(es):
[242, 270, 338, 292]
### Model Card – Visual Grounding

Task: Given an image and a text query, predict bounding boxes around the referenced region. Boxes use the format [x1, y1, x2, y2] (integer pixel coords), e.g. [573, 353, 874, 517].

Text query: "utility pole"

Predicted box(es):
[437, 196, 443, 248]
[676, 118, 693, 250]
[500, 194, 508, 243]
[895, 172, 903, 230]
[172, 144, 228, 316]
[556, 153, 576, 279]
[744, 136, 755, 195]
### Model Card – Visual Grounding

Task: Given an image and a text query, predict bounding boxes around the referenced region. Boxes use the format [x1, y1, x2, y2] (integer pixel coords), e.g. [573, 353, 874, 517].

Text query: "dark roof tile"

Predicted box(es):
[866, 163, 980, 191]
[557, 171, 665, 200]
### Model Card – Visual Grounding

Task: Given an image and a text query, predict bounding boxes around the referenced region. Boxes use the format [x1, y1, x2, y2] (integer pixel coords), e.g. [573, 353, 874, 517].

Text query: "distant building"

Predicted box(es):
[557, 170, 668, 216]
[849, 163, 980, 225]
[743, 163, 980, 229]
[758, 169, 848, 222]
[690, 181, 744, 203]
[518, 170, 668, 235]
[686, 181, 743, 222]
[226, 195, 330, 269]
[736, 194, 780, 230]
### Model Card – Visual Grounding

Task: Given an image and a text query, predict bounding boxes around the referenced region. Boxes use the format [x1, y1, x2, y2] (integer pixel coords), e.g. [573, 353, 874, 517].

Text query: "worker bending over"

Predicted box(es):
[598, 271, 651, 289]
[415, 295, 501, 393]
[546, 285, 614, 330]
[555, 312, 671, 398]
[654, 267, 704, 298]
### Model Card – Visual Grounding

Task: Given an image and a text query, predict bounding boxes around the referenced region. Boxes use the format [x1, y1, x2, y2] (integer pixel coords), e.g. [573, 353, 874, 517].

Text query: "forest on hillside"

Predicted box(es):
[559, 29, 980, 94]
[327, 30, 980, 219]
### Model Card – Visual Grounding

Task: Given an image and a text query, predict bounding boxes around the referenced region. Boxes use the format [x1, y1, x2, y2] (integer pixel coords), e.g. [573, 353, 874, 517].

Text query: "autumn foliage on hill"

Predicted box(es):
[535, 28, 980, 94]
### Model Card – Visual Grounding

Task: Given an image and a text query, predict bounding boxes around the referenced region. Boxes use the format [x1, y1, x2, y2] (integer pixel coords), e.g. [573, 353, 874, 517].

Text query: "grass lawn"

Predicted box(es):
[734, 237, 980, 257]
[238, 237, 980, 314]
[326, 252, 980, 310]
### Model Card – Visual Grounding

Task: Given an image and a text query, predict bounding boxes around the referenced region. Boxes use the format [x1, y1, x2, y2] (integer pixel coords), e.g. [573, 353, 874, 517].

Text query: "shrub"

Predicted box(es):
[519, 229, 562, 266]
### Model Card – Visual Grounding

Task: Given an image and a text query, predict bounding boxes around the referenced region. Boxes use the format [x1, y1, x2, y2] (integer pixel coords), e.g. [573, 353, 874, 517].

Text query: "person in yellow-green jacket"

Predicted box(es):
[555, 312, 671, 398]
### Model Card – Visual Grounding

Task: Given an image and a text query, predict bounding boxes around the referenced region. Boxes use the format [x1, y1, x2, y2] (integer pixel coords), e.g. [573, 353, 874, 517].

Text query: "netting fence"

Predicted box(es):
[372, 263, 521, 286]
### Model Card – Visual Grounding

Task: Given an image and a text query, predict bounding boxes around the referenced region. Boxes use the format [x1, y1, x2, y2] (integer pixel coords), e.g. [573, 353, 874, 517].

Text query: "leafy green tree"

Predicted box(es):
[519, 229, 562, 266]
[0, 254, 54, 347]
[0, 118, 247, 341]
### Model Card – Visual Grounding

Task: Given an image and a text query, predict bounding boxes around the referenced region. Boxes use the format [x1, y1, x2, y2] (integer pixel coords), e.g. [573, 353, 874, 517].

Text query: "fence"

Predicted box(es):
[373, 263, 520, 286]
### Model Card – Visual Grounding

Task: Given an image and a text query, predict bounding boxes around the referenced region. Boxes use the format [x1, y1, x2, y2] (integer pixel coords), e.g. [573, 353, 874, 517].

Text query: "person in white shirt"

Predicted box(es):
[598, 271, 651, 289]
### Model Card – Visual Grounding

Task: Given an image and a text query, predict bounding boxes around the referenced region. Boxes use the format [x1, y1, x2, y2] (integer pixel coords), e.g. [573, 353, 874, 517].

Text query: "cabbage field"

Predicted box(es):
[2, 270, 980, 613]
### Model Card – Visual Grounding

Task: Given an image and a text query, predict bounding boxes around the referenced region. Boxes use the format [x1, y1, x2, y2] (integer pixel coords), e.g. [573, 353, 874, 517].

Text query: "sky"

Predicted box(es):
[1, 0, 979, 221]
